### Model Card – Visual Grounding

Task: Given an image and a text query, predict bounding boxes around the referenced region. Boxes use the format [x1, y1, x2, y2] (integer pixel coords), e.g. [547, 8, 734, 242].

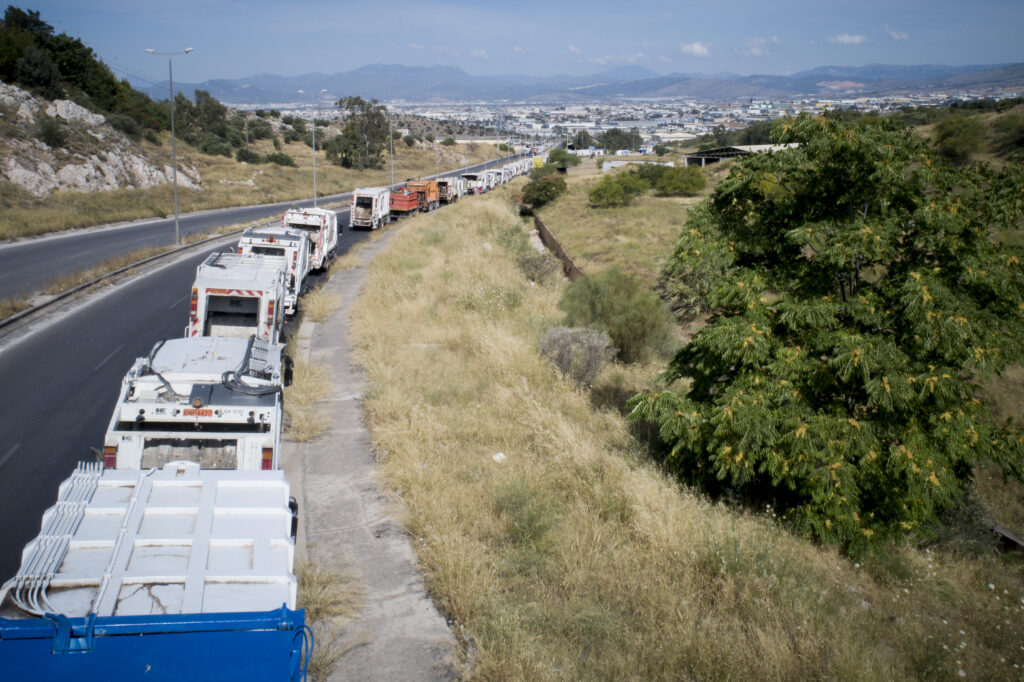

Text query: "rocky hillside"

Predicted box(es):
[0, 81, 199, 197]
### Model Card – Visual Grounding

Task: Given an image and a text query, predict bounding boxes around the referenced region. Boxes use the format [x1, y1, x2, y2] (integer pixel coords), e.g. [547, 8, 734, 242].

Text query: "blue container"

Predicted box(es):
[0, 606, 310, 682]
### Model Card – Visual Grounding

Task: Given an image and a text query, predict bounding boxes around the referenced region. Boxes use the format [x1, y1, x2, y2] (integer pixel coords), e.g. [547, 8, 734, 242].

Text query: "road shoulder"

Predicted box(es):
[283, 228, 458, 681]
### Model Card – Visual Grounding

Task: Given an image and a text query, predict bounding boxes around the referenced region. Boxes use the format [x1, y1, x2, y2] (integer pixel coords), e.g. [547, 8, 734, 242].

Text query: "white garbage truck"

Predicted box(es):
[187, 252, 287, 344]
[282, 207, 338, 271]
[349, 187, 391, 230]
[102, 335, 290, 471]
[237, 227, 309, 316]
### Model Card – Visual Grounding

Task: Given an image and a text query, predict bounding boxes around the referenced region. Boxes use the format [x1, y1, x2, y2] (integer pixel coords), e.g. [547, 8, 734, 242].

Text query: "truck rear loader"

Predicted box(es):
[282, 207, 339, 271]
[237, 227, 310, 316]
[187, 252, 287, 344]
[103, 335, 289, 471]
[0, 461, 309, 681]
[350, 187, 391, 229]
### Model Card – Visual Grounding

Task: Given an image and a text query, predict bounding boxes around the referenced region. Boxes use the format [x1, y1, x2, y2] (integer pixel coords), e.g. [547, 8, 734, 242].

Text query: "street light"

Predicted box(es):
[299, 89, 328, 207]
[388, 109, 395, 187]
[145, 47, 193, 245]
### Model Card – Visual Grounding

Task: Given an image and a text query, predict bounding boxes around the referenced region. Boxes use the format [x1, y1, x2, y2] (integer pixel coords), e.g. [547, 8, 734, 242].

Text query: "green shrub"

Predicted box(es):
[538, 326, 615, 387]
[631, 163, 670, 186]
[530, 163, 559, 180]
[403, 134, 415, 147]
[994, 113, 1024, 159]
[235, 147, 262, 163]
[522, 175, 567, 207]
[283, 127, 301, 143]
[264, 151, 296, 167]
[656, 165, 706, 196]
[654, 144, 669, 156]
[548, 148, 580, 167]
[441, 136, 455, 146]
[36, 116, 66, 147]
[933, 114, 985, 165]
[106, 113, 141, 140]
[560, 267, 674, 363]
[588, 172, 647, 208]
[143, 129, 161, 145]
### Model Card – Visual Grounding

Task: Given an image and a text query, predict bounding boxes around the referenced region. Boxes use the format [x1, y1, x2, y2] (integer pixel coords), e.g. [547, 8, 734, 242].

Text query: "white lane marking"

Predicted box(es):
[0, 443, 20, 470]
[67, 249, 93, 258]
[93, 343, 125, 371]
[168, 293, 190, 309]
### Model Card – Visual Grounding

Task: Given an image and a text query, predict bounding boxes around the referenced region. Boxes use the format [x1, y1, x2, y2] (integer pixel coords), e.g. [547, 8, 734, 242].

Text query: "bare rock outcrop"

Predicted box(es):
[0, 80, 202, 197]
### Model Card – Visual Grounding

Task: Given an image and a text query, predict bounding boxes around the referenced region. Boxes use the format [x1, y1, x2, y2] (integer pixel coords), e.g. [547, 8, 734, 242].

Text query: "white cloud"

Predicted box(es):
[679, 41, 710, 57]
[566, 45, 582, 55]
[513, 46, 524, 53]
[829, 34, 868, 45]
[884, 25, 909, 41]
[658, 55, 672, 64]
[741, 36, 780, 58]
[408, 43, 425, 50]
[470, 49, 488, 60]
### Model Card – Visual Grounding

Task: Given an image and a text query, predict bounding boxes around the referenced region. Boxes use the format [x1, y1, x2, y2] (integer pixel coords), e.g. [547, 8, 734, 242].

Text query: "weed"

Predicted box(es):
[302, 289, 340, 323]
[284, 359, 330, 442]
[537, 326, 614, 387]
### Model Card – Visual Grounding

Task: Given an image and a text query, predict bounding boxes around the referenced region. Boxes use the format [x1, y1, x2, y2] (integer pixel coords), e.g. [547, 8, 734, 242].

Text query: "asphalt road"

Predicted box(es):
[0, 155, 523, 300]
[0, 206, 382, 582]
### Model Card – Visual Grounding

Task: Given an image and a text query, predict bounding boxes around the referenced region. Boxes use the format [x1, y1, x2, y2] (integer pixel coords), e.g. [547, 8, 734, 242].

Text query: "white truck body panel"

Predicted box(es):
[187, 252, 286, 344]
[1, 462, 296, 619]
[282, 207, 339, 271]
[104, 336, 285, 472]
[484, 169, 501, 190]
[237, 227, 309, 316]
[461, 172, 485, 194]
[437, 177, 464, 203]
[350, 187, 391, 229]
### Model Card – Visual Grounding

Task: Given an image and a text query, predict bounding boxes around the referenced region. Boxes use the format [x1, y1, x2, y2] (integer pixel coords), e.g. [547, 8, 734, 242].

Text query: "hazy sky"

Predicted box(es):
[24, 0, 1024, 84]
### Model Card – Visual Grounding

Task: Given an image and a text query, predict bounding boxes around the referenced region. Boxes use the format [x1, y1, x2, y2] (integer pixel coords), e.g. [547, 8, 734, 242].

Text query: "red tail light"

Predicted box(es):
[103, 445, 117, 469]
[266, 299, 275, 326]
[189, 288, 198, 321]
[261, 447, 273, 470]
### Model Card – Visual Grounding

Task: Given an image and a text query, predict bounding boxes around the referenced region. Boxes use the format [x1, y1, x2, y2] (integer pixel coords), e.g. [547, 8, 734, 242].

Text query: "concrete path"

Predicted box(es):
[283, 229, 459, 681]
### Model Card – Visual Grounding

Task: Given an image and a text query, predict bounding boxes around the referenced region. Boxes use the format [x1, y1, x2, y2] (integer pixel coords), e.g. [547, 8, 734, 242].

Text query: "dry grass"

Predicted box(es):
[296, 558, 362, 682]
[350, 190, 1024, 680]
[536, 162, 728, 289]
[301, 289, 341, 323]
[284, 358, 331, 442]
[0, 294, 31, 322]
[39, 245, 172, 295]
[0, 134, 496, 240]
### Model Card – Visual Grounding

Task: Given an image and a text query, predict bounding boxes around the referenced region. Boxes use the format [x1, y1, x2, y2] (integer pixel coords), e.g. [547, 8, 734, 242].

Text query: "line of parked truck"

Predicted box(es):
[0, 154, 542, 680]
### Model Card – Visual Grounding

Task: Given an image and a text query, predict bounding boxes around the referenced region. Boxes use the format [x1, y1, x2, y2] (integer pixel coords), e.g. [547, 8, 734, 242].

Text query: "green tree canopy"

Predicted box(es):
[326, 95, 388, 169]
[631, 114, 1024, 553]
[597, 127, 643, 153]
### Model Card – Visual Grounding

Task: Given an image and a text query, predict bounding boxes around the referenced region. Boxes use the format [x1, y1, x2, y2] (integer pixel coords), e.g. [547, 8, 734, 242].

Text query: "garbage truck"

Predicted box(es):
[236, 227, 309, 316]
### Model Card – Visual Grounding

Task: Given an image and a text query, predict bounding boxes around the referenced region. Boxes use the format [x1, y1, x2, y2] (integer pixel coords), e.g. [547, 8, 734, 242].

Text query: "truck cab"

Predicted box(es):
[187, 252, 287, 344]
[282, 207, 339, 271]
[103, 336, 290, 471]
[350, 187, 391, 230]
[237, 227, 309, 316]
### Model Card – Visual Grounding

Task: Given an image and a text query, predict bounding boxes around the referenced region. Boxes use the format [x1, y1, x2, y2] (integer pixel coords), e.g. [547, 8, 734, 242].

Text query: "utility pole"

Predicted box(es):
[145, 47, 193, 245]
[388, 110, 395, 187]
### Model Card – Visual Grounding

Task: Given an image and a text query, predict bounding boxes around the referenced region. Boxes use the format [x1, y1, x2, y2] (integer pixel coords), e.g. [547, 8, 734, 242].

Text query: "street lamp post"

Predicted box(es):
[298, 89, 328, 207]
[145, 47, 193, 245]
[388, 110, 395, 187]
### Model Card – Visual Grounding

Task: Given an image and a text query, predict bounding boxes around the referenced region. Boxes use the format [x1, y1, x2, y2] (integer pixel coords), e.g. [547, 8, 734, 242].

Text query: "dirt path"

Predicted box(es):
[283, 230, 458, 681]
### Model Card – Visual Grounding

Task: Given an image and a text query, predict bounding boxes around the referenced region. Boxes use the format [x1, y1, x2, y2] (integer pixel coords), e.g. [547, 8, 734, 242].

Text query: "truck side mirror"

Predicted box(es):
[283, 354, 294, 387]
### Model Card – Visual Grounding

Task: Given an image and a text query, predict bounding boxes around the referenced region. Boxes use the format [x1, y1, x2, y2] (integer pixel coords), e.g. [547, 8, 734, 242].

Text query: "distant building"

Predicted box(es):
[683, 143, 800, 167]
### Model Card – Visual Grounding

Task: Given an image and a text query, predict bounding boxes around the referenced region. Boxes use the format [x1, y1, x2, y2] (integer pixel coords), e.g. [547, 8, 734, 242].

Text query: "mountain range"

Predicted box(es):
[138, 62, 1024, 105]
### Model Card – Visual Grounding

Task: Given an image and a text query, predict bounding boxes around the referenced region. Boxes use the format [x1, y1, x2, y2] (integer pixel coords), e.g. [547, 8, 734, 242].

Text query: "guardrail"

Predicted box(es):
[0, 220, 274, 336]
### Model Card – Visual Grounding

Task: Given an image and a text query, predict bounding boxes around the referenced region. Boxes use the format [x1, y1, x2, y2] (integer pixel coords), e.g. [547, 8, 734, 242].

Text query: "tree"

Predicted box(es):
[330, 96, 388, 169]
[654, 144, 669, 156]
[571, 130, 596, 150]
[441, 136, 455, 146]
[588, 172, 647, 208]
[597, 127, 643, 153]
[403, 134, 415, 147]
[630, 114, 1024, 553]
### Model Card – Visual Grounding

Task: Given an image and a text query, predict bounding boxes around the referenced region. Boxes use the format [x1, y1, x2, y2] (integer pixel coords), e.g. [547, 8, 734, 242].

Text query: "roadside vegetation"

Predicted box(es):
[350, 186, 1024, 679]
[0, 135, 495, 240]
